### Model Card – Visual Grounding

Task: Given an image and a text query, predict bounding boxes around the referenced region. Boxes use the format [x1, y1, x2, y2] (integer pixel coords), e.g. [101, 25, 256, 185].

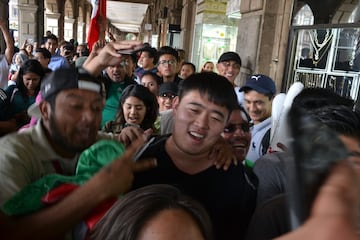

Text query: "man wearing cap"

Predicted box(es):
[157, 82, 178, 113]
[0, 40, 150, 205]
[0, 67, 108, 206]
[216, 51, 244, 104]
[154, 82, 178, 135]
[240, 74, 276, 163]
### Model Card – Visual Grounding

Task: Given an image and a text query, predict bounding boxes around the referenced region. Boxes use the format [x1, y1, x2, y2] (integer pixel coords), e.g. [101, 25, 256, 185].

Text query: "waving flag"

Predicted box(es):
[87, 0, 106, 51]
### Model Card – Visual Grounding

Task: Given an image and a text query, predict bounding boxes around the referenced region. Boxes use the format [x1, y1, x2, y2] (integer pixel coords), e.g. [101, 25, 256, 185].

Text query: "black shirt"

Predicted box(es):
[133, 135, 258, 240]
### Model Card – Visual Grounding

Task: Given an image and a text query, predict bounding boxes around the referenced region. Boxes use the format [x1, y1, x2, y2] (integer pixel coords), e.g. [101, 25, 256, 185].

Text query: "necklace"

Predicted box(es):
[309, 29, 333, 65]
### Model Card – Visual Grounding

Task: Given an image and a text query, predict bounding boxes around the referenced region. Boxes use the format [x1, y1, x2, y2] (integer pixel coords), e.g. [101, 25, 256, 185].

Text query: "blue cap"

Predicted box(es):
[240, 74, 276, 95]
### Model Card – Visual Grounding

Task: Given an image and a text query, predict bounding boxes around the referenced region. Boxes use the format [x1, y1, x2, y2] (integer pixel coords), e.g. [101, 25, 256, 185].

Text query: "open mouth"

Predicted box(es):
[189, 131, 205, 141]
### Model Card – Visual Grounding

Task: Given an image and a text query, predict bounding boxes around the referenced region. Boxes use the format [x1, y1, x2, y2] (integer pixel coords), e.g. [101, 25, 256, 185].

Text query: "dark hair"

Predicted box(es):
[16, 59, 45, 99]
[177, 48, 186, 61]
[141, 47, 158, 64]
[310, 105, 360, 140]
[91, 184, 213, 240]
[179, 72, 238, 114]
[292, 87, 354, 111]
[140, 71, 162, 85]
[157, 46, 179, 62]
[35, 47, 52, 60]
[115, 84, 158, 130]
[182, 61, 196, 72]
[46, 34, 58, 43]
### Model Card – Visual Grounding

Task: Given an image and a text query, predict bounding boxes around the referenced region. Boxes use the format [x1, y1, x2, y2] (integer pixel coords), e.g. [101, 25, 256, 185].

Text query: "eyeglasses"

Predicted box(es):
[223, 123, 251, 134]
[158, 60, 177, 66]
[160, 93, 177, 99]
[221, 61, 241, 69]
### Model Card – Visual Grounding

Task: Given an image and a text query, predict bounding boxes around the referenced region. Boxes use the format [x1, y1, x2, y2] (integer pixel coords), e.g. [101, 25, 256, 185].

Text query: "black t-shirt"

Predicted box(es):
[133, 135, 258, 240]
[245, 194, 290, 240]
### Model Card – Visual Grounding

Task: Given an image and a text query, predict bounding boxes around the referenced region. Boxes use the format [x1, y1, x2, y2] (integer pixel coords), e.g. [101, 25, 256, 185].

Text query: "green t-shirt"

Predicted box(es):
[101, 82, 128, 128]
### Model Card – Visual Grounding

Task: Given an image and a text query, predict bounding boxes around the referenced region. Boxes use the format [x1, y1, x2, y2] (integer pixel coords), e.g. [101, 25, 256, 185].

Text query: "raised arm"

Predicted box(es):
[0, 18, 14, 65]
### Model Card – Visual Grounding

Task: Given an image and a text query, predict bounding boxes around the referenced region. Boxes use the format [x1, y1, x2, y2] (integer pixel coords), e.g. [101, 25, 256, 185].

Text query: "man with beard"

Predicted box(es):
[0, 41, 145, 206]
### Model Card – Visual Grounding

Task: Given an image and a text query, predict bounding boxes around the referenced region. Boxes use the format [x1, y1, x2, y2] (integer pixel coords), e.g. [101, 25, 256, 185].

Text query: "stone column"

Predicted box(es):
[180, 0, 196, 58]
[17, 0, 38, 47]
[238, 0, 293, 89]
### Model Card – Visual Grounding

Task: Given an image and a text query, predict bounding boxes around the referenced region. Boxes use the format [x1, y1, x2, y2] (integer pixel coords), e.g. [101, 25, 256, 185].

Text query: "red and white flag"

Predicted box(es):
[87, 0, 106, 51]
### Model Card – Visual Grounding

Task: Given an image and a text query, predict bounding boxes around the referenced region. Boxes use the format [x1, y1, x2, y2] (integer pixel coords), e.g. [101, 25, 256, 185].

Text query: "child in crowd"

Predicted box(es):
[201, 61, 214, 72]
[179, 61, 196, 79]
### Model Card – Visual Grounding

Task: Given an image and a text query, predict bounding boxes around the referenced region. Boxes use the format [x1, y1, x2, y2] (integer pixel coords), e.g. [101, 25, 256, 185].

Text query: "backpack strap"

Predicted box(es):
[261, 128, 271, 155]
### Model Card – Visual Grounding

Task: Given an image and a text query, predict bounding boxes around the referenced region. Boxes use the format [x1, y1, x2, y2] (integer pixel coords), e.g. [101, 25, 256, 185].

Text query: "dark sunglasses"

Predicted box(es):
[160, 93, 177, 99]
[223, 123, 251, 133]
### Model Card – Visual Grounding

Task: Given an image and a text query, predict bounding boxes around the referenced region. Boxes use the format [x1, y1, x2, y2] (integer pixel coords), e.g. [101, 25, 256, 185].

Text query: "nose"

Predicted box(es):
[129, 106, 137, 114]
[195, 112, 209, 130]
[81, 106, 96, 123]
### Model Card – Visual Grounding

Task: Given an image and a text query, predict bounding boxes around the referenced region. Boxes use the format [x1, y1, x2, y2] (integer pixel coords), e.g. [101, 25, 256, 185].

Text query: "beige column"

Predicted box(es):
[238, 0, 293, 90]
[17, 0, 38, 47]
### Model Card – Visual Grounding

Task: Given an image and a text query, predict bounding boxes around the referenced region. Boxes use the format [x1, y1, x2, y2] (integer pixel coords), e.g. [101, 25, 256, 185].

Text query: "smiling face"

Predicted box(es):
[122, 96, 146, 126]
[202, 62, 214, 72]
[157, 92, 176, 112]
[41, 88, 103, 155]
[216, 60, 241, 84]
[171, 90, 229, 156]
[221, 109, 251, 162]
[244, 90, 273, 124]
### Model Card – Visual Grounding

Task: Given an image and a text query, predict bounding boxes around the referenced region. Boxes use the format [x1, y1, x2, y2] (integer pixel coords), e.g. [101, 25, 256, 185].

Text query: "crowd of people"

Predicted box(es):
[0, 17, 359, 240]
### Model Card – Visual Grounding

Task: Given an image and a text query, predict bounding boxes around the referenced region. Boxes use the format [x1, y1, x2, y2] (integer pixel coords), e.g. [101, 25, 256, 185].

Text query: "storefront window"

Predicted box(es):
[285, 26, 360, 103]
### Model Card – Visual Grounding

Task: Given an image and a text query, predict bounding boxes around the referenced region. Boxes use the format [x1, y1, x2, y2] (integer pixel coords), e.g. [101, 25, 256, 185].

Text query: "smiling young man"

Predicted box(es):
[216, 51, 244, 105]
[133, 72, 258, 240]
[240, 74, 276, 163]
